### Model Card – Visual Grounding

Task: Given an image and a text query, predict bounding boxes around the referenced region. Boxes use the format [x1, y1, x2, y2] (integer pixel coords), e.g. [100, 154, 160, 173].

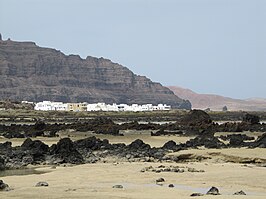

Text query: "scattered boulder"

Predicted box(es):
[206, 186, 220, 195]
[112, 184, 123, 189]
[141, 165, 195, 173]
[233, 190, 246, 195]
[0, 180, 10, 191]
[187, 168, 204, 172]
[35, 181, 49, 187]
[156, 178, 165, 183]
[190, 193, 204, 197]
[168, 184, 174, 188]
[127, 139, 151, 150]
[162, 140, 177, 150]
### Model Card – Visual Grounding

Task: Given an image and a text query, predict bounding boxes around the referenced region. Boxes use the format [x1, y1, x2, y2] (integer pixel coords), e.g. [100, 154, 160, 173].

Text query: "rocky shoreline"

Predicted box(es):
[0, 110, 266, 170]
[1, 131, 266, 171]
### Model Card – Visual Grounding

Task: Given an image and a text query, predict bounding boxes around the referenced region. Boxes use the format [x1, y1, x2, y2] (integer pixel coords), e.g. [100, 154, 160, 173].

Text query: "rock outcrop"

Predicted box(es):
[0, 39, 191, 109]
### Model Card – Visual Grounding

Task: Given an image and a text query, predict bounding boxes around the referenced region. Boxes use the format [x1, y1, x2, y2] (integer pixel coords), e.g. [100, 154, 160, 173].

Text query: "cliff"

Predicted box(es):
[0, 39, 191, 109]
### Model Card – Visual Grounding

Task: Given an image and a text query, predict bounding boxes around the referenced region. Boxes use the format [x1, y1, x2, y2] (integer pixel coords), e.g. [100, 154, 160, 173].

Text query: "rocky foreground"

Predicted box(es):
[0, 110, 266, 170]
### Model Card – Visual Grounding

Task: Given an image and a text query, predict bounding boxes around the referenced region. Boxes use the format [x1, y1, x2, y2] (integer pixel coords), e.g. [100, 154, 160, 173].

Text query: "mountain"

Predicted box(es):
[0, 37, 191, 109]
[168, 86, 266, 111]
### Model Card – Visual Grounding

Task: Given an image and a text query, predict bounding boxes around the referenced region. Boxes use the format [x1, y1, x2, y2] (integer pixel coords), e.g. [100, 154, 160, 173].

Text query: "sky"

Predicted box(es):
[0, 0, 265, 99]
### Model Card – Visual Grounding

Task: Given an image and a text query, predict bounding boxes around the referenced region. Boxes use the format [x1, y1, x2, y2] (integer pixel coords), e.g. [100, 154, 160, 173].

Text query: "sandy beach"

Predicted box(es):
[1, 144, 266, 199]
[1, 160, 266, 199]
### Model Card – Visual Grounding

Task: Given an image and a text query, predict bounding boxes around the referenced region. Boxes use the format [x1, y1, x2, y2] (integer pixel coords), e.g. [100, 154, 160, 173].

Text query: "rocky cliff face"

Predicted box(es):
[0, 39, 191, 109]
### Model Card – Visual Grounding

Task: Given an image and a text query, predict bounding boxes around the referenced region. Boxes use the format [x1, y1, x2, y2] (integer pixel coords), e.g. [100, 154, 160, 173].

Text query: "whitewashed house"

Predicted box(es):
[34, 101, 67, 111]
[155, 104, 171, 111]
[87, 103, 119, 112]
[53, 102, 68, 111]
[106, 103, 119, 112]
[35, 101, 53, 111]
[87, 103, 104, 111]
[35, 101, 171, 112]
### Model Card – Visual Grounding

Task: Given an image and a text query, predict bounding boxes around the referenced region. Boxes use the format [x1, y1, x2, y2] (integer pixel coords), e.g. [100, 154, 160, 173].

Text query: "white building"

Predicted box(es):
[87, 103, 119, 112]
[155, 104, 171, 111]
[34, 101, 171, 112]
[34, 101, 67, 111]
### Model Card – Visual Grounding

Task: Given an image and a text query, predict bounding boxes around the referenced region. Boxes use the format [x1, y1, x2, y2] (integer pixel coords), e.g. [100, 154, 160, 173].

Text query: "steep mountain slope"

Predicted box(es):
[168, 86, 266, 111]
[0, 38, 191, 109]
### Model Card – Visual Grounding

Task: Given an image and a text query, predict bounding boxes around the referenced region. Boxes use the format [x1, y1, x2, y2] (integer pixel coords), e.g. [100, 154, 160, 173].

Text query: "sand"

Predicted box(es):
[1, 160, 266, 199]
[1, 132, 266, 198]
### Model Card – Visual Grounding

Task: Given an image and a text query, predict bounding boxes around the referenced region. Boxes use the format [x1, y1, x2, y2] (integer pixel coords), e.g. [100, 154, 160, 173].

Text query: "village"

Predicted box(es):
[33, 101, 171, 112]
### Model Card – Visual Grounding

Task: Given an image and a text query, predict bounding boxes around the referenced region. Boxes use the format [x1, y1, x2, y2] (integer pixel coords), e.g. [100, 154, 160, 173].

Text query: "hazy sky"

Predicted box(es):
[0, 0, 265, 99]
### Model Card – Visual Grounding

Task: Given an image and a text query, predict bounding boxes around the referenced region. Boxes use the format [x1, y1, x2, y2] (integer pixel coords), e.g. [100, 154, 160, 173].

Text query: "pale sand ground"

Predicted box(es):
[1, 132, 266, 198]
[1, 160, 266, 199]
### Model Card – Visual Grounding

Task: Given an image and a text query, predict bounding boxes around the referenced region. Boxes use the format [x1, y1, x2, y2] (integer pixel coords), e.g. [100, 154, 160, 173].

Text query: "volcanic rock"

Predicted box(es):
[233, 190, 246, 195]
[221, 134, 255, 147]
[0, 180, 10, 191]
[185, 132, 225, 149]
[251, 133, 266, 148]
[155, 178, 165, 183]
[206, 186, 220, 195]
[112, 185, 123, 189]
[162, 140, 178, 150]
[0, 156, 5, 170]
[242, 113, 260, 125]
[178, 109, 212, 126]
[35, 181, 49, 187]
[151, 129, 183, 136]
[190, 192, 204, 196]
[21, 138, 49, 162]
[127, 139, 151, 150]
[74, 136, 110, 150]
[49, 138, 84, 164]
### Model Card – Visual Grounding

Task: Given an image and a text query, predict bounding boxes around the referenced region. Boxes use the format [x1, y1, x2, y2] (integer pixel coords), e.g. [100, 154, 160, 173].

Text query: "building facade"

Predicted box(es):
[34, 101, 171, 112]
